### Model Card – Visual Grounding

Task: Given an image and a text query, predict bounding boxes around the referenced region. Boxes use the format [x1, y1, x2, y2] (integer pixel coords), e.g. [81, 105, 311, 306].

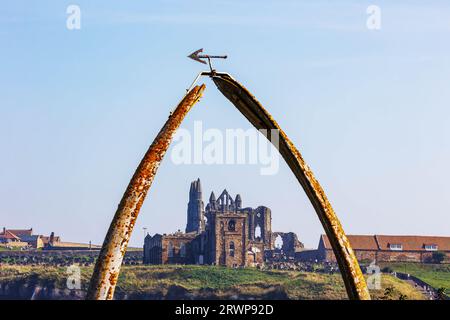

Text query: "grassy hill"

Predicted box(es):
[0, 264, 425, 300]
[380, 262, 449, 294]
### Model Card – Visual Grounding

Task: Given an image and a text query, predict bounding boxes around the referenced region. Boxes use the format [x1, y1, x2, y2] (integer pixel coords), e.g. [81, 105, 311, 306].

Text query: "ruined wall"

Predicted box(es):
[246, 241, 265, 267]
[144, 233, 197, 265]
[320, 249, 450, 264]
[161, 235, 196, 264]
[143, 234, 162, 264]
[144, 181, 305, 268]
[272, 232, 304, 256]
[249, 207, 272, 250]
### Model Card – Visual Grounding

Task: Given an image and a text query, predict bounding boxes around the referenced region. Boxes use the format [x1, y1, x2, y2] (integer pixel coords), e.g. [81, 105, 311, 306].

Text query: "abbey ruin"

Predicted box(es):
[143, 179, 303, 267]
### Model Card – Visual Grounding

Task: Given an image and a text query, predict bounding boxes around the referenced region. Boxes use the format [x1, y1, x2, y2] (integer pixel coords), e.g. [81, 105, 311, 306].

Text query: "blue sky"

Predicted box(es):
[1, 1, 449, 248]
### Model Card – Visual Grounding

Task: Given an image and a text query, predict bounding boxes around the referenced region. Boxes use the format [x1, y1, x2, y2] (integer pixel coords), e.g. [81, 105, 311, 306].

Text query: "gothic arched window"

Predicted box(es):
[275, 235, 283, 249]
[229, 241, 235, 257]
[255, 224, 262, 239]
[167, 242, 174, 257]
[228, 220, 236, 231]
[180, 243, 186, 257]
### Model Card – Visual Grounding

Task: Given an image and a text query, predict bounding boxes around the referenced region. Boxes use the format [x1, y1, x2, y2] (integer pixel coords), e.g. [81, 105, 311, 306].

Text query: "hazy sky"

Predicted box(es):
[1, 1, 449, 248]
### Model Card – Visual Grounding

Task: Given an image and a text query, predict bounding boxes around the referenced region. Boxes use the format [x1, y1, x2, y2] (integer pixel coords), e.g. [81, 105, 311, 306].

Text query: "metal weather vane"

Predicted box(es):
[188, 48, 227, 71]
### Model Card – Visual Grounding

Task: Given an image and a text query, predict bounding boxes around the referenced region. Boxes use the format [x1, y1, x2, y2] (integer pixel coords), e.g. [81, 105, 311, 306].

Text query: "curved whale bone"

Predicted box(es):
[87, 70, 370, 300]
[210, 73, 370, 300]
[86, 84, 206, 300]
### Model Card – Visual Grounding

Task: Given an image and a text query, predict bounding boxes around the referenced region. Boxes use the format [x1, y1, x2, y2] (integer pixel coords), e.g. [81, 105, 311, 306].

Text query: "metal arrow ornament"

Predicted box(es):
[188, 48, 227, 71]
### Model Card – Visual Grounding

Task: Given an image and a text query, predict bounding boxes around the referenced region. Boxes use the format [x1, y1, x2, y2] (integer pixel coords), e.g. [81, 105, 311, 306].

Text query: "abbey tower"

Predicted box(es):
[185, 178, 205, 233]
[143, 178, 303, 267]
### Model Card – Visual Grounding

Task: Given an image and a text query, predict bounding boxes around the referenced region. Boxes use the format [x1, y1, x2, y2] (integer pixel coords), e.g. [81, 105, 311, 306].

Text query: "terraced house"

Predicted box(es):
[0, 228, 97, 251]
[298, 234, 450, 263]
[0, 228, 43, 249]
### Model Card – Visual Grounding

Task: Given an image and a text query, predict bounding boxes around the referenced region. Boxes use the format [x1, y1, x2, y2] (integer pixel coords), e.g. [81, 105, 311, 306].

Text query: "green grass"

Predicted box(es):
[0, 247, 21, 252]
[0, 264, 426, 300]
[0, 265, 93, 289]
[380, 262, 450, 294]
[118, 265, 289, 291]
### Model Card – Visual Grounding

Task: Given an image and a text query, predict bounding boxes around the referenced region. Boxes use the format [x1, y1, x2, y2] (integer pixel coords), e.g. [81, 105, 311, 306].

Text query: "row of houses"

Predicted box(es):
[297, 234, 450, 263]
[0, 228, 100, 250]
[0, 228, 58, 249]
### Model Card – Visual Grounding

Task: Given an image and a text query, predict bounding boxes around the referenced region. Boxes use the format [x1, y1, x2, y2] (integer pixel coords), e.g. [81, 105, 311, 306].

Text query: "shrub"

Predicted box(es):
[432, 251, 446, 264]
[381, 266, 393, 273]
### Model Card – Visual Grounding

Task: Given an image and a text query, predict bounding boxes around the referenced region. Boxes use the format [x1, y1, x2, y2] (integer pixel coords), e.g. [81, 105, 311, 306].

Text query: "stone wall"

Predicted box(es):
[144, 232, 197, 265]
[246, 241, 264, 267]
[319, 249, 450, 263]
[213, 214, 247, 267]
[161, 235, 196, 264]
[272, 232, 304, 256]
[0, 250, 142, 266]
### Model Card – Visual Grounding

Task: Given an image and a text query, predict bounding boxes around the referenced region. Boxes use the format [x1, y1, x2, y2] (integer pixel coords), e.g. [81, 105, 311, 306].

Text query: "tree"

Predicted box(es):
[432, 251, 446, 264]
[437, 287, 447, 300]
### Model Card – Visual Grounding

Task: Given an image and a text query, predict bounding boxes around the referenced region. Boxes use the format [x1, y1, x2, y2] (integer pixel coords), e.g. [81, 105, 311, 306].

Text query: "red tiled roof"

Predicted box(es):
[321, 234, 450, 252]
[375, 235, 450, 251]
[0, 230, 21, 240]
[321, 234, 378, 250]
[6, 229, 33, 237]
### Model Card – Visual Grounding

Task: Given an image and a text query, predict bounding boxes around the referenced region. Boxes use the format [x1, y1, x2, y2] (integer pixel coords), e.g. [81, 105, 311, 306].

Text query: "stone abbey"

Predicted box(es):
[143, 179, 303, 267]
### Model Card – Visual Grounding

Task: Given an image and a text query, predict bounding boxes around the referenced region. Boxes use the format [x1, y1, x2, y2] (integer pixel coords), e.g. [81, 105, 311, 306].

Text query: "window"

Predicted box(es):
[389, 243, 403, 251]
[167, 242, 174, 257]
[424, 244, 438, 251]
[255, 225, 262, 239]
[275, 235, 283, 249]
[229, 241, 235, 257]
[228, 220, 236, 231]
[180, 243, 186, 257]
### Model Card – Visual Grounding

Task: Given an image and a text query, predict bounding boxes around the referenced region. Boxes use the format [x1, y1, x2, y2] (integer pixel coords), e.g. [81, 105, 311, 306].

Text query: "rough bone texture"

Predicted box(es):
[87, 85, 206, 300]
[211, 74, 370, 300]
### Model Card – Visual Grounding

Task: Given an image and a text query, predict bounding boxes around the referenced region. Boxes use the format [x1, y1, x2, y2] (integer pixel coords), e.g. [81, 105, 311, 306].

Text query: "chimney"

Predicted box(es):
[2, 227, 5, 234]
[49, 232, 55, 246]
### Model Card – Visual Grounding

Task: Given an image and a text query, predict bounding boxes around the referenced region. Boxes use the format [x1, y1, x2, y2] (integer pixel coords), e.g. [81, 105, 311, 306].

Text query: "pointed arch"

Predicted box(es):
[87, 72, 370, 300]
[255, 224, 262, 239]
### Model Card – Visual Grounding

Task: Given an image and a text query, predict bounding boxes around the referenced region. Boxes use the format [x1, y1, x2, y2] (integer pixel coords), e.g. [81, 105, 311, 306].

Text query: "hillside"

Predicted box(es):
[380, 262, 449, 295]
[0, 265, 425, 300]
